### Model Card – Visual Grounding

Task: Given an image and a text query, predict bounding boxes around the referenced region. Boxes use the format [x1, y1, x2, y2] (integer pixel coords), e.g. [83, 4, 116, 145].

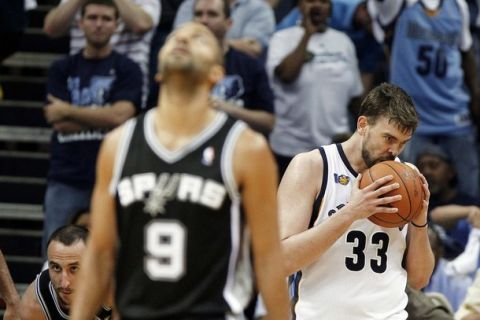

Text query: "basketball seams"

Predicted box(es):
[367, 163, 409, 226]
[383, 162, 413, 221]
[410, 171, 425, 221]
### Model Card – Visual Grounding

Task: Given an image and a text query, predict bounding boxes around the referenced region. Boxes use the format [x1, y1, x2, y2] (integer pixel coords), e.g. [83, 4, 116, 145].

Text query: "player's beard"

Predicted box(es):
[159, 55, 208, 84]
[361, 136, 394, 168]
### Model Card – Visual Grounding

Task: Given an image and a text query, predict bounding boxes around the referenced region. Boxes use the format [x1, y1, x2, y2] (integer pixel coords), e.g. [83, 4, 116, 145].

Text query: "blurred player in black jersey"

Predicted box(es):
[70, 22, 289, 320]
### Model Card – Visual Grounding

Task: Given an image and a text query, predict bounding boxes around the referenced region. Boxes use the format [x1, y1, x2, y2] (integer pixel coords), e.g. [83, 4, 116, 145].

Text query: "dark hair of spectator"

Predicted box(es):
[81, 0, 119, 19]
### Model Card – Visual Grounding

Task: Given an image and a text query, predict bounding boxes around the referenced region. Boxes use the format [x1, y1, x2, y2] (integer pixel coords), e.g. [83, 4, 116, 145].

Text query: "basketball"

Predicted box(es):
[359, 161, 424, 228]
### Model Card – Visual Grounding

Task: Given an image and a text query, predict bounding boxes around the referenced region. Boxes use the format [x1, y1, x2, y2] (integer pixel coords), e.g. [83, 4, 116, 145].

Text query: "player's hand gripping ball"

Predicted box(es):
[359, 161, 424, 228]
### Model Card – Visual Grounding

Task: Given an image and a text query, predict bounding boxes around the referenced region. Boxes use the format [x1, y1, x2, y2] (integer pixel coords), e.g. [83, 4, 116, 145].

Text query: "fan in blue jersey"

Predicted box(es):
[369, 0, 480, 199]
[70, 22, 289, 320]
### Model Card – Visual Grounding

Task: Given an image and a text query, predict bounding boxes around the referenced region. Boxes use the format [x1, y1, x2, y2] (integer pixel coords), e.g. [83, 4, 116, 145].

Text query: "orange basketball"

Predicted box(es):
[359, 161, 424, 228]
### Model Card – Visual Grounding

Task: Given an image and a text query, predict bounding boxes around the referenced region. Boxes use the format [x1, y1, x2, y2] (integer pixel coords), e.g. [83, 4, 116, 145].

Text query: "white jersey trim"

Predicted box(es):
[109, 118, 137, 195]
[48, 281, 69, 319]
[35, 274, 53, 320]
[144, 109, 228, 164]
[221, 121, 251, 314]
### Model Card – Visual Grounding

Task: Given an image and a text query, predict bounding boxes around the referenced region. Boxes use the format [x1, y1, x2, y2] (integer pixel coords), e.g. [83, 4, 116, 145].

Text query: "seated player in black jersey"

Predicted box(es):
[19, 225, 112, 320]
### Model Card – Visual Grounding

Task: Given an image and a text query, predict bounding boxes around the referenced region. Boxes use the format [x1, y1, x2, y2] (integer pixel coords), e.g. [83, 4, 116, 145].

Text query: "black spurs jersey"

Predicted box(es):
[110, 110, 253, 319]
[34, 269, 111, 320]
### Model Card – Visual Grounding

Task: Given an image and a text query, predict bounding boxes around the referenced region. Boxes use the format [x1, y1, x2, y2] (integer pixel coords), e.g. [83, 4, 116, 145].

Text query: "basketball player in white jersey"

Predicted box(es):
[70, 22, 289, 320]
[279, 83, 435, 319]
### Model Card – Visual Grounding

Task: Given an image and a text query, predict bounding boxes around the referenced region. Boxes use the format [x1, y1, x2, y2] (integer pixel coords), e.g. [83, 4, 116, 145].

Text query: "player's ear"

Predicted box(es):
[155, 72, 162, 83]
[357, 116, 368, 135]
[209, 65, 224, 85]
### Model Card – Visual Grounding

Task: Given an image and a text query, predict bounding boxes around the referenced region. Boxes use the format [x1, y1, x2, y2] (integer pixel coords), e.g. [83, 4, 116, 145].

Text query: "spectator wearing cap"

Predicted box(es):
[417, 144, 480, 260]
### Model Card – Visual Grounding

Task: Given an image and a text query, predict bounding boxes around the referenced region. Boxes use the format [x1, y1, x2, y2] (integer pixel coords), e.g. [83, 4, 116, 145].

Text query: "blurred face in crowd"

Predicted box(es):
[359, 116, 412, 168]
[193, 0, 231, 43]
[47, 240, 86, 309]
[79, 4, 118, 49]
[416, 154, 454, 195]
[159, 22, 223, 84]
[300, 0, 331, 31]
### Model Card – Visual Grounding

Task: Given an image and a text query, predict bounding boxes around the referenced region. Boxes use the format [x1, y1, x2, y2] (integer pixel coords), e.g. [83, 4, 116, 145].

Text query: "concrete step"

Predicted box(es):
[0, 175, 46, 204]
[0, 74, 47, 101]
[0, 149, 49, 178]
[0, 100, 47, 127]
[28, 5, 54, 29]
[1, 52, 64, 69]
[2, 232, 43, 257]
[5, 255, 43, 284]
[0, 202, 43, 221]
[0, 126, 51, 143]
[21, 28, 69, 54]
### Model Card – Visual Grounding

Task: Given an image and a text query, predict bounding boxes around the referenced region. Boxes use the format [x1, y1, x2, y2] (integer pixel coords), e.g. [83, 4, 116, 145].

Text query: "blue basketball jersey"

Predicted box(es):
[390, 0, 472, 135]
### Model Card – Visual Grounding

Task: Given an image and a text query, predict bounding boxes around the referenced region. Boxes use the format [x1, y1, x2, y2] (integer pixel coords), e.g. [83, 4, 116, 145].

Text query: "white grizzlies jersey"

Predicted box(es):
[292, 144, 408, 320]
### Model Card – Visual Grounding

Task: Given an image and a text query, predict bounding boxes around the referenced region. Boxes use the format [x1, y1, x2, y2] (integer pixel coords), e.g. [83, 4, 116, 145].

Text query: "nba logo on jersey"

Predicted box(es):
[202, 147, 215, 166]
[334, 173, 350, 185]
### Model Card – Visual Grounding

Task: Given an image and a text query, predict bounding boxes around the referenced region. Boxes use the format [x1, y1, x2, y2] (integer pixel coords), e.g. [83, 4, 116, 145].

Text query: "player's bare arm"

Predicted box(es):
[233, 127, 289, 320]
[43, 0, 85, 37]
[19, 282, 45, 320]
[113, 0, 154, 34]
[44, 95, 136, 129]
[405, 173, 434, 290]
[0, 250, 21, 320]
[70, 126, 122, 320]
[278, 150, 402, 276]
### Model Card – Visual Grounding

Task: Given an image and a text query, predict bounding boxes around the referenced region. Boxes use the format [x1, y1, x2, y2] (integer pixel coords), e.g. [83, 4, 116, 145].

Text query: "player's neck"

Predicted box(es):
[341, 133, 368, 173]
[156, 83, 215, 134]
[152, 101, 216, 151]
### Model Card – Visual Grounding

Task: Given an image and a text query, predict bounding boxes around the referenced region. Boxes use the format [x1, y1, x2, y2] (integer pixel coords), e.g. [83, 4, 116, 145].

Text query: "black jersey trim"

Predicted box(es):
[308, 148, 328, 229]
[290, 272, 302, 320]
[145, 109, 228, 164]
[336, 144, 358, 177]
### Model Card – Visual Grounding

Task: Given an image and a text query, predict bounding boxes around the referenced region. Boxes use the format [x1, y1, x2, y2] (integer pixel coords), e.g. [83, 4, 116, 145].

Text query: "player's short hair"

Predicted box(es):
[359, 82, 418, 133]
[47, 225, 89, 248]
[81, 0, 119, 19]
